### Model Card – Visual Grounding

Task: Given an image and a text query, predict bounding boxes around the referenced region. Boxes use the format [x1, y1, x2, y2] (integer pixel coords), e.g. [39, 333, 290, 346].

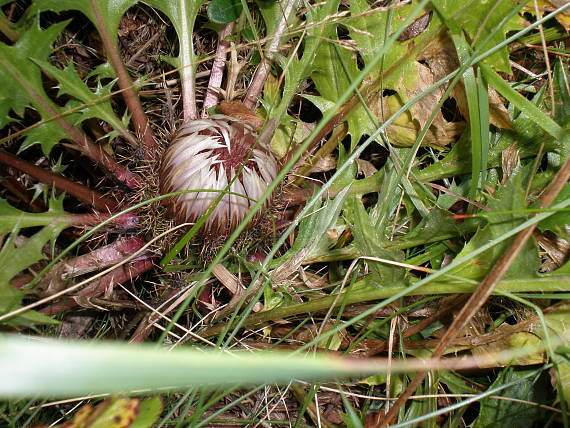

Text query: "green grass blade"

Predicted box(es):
[480, 63, 564, 140]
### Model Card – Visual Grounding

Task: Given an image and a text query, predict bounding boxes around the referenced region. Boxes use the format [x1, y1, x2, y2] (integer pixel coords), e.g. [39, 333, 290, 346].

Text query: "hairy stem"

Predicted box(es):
[202, 23, 234, 114]
[243, 0, 299, 110]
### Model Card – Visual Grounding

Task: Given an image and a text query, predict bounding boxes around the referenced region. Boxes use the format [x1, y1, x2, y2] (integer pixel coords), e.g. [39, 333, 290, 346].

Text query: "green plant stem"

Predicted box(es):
[199, 275, 570, 338]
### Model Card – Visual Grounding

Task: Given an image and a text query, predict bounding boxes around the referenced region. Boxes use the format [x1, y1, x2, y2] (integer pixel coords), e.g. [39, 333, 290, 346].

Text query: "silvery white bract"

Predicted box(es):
[159, 115, 278, 233]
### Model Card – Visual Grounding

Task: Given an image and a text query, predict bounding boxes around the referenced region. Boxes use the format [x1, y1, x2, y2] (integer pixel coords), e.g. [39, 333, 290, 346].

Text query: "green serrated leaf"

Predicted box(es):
[436, 0, 523, 74]
[276, 186, 351, 262]
[18, 117, 73, 155]
[346, 0, 419, 86]
[0, 280, 23, 315]
[345, 195, 405, 284]
[208, 0, 242, 24]
[311, 42, 358, 106]
[310, 41, 379, 143]
[401, 207, 459, 244]
[473, 367, 544, 428]
[34, 60, 131, 141]
[0, 19, 69, 153]
[0, 224, 67, 285]
[0, 195, 69, 326]
[0, 195, 70, 234]
[448, 169, 540, 282]
[536, 183, 570, 237]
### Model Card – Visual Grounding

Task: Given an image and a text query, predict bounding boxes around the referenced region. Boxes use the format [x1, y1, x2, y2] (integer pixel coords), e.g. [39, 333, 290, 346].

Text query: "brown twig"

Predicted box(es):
[379, 140, 570, 426]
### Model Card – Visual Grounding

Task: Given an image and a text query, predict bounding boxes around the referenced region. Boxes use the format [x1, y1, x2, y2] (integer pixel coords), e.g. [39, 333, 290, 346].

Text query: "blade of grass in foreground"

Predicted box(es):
[0, 334, 556, 398]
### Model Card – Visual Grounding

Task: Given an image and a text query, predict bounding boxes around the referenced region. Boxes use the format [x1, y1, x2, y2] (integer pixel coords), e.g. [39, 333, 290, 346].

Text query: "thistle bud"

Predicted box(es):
[159, 115, 278, 234]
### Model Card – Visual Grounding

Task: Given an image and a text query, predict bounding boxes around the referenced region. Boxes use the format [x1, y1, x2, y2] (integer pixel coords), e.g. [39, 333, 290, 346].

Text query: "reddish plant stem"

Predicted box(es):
[40, 258, 154, 315]
[380, 141, 570, 427]
[66, 212, 138, 229]
[202, 22, 234, 115]
[243, 0, 298, 110]
[64, 236, 149, 272]
[90, 0, 158, 161]
[0, 149, 120, 211]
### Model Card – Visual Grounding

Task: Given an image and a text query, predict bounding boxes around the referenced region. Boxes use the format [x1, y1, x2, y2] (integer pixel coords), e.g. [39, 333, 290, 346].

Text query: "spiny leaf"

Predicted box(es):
[536, 183, 570, 237]
[34, 60, 131, 141]
[345, 195, 406, 284]
[447, 168, 540, 282]
[0, 19, 71, 153]
[276, 186, 351, 262]
[0, 194, 70, 234]
[473, 367, 545, 427]
[0, 194, 69, 327]
[0, 228, 65, 327]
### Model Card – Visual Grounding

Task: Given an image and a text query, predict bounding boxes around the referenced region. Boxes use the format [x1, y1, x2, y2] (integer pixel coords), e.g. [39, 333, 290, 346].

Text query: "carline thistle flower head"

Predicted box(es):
[159, 115, 278, 234]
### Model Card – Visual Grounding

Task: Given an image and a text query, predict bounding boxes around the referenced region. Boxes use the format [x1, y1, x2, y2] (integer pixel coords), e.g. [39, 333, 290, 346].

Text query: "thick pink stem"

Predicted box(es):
[63, 236, 148, 273]
[67, 212, 138, 229]
[202, 23, 234, 115]
[40, 258, 154, 315]
[243, 0, 298, 109]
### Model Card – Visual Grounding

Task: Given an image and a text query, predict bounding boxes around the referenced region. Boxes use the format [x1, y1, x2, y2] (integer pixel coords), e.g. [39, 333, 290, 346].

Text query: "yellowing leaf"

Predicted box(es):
[89, 398, 139, 428]
[369, 92, 464, 147]
[472, 331, 545, 368]
[419, 36, 513, 131]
